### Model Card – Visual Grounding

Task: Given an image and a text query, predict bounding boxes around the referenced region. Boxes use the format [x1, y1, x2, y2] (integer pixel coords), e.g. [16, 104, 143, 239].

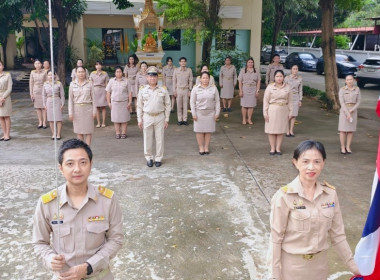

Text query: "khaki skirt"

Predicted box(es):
[165, 78, 174, 95]
[265, 104, 289, 134]
[34, 93, 44, 109]
[338, 106, 357, 132]
[194, 109, 216, 133]
[73, 104, 94, 134]
[281, 250, 328, 280]
[240, 84, 257, 108]
[111, 100, 130, 123]
[93, 86, 107, 107]
[291, 93, 301, 117]
[0, 96, 12, 117]
[128, 79, 137, 98]
[46, 97, 63, 122]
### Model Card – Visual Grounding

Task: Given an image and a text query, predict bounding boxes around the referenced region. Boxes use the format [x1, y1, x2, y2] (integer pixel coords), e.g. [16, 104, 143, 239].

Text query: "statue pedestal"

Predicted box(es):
[136, 51, 165, 68]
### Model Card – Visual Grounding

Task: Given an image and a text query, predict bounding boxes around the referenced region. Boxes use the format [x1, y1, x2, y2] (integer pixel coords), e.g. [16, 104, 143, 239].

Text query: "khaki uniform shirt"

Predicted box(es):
[339, 86, 361, 117]
[106, 77, 129, 102]
[68, 80, 96, 116]
[162, 65, 175, 81]
[284, 74, 303, 100]
[219, 65, 237, 87]
[123, 65, 139, 79]
[190, 84, 220, 117]
[30, 69, 47, 96]
[135, 72, 148, 96]
[71, 68, 89, 81]
[137, 85, 171, 123]
[32, 184, 124, 278]
[0, 72, 12, 98]
[270, 176, 358, 279]
[89, 71, 109, 88]
[266, 63, 284, 85]
[173, 67, 193, 91]
[42, 81, 65, 107]
[263, 83, 293, 118]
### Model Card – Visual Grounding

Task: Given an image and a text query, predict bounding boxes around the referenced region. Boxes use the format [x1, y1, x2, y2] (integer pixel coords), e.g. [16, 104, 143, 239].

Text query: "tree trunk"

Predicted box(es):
[2, 38, 8, 69]
[56, 17, 67, 85]
[202, 0, 220, 65]
[202, 39, 212, 65]
[320, 0, 339, 110]
[270, 1, 285, 61]
[31, 0, 47, 53]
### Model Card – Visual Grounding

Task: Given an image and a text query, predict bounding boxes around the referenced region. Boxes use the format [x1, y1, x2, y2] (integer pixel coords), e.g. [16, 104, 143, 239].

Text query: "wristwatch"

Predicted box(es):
[85, 262, 93, 275]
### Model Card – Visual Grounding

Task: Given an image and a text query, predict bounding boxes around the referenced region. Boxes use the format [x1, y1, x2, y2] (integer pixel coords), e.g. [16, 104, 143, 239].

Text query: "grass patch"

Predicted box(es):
[303, 85, 333, 110]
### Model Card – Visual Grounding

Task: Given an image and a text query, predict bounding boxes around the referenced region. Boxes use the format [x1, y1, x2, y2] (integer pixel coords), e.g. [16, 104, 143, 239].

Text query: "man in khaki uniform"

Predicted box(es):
[32, 139, 124, 280]
[137, 66, 171, 167]
[173, 57, 193, 126]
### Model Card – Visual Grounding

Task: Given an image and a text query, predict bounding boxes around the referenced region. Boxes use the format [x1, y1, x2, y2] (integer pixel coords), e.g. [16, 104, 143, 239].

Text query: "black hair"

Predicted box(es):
[166, 57, 173, 63]
[76, 66, 85, 72]
[200, 71, 210, 78]
[43, 60, 50, 64]
[34, 59, 41, 63]
[225, 56, 232, 61]
[77, 59, 83, 63]
[245, 57, 256, 73]
[293, 140, 326, 161]
[95, 60, 103, 65]
[115, 66, 123, 72]
[127, 55, 137, 67]
[58, 139, 93, 165]
[290, 64, 299, 70]
[274, 69, 285, 78]
[140, 61, 148, 67]
[179, 57, 187, 62]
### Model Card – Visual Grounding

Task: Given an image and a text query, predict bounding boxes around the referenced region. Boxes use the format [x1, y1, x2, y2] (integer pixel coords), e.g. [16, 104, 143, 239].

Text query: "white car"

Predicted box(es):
[355, 57, 380, 88]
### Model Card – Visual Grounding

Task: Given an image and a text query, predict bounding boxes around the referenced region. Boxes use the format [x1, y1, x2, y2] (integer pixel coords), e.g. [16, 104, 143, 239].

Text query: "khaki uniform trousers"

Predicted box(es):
[143, 112, 165, 161]
[280, 250, 328, 280]
[176, 88, 189, 121]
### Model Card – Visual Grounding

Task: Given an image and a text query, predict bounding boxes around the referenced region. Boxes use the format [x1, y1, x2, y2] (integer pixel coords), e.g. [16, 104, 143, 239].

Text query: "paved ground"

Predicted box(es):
[0, 69, 379, 279]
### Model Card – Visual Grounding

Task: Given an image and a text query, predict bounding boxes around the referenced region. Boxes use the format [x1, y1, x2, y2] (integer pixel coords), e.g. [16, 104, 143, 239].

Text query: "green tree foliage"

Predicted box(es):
[341, 0, 380, 27]
[157, 0, 221, 65]
[0, 0, 24, 68]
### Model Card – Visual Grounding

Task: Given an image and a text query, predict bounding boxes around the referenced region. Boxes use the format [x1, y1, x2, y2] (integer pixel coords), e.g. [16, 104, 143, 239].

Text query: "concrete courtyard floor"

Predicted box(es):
[0, 80, 379, 279]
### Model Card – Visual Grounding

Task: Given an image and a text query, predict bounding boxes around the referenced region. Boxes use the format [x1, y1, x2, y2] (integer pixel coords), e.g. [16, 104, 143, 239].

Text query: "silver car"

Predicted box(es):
[355, 57, 380, 88]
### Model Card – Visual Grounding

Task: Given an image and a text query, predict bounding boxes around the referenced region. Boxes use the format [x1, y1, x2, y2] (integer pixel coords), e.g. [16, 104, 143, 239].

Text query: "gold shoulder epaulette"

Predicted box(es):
[102, 71, 106, 74]
[281, 185, 288, 193]
[323, 181, 336, 190]
[98, 185, 114, 199]
[139, 85, 145, 90]
[31, 69, 36, 73]
[91, 71, 96, 74]
[161, 85, 167, 90]
[41, 189, 58, 204]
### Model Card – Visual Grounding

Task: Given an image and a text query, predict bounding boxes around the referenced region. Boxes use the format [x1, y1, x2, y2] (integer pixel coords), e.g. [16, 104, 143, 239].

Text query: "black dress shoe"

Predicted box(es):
[43, 126, 48, 129]
[155, 161, 162, 167]
[199, 152, 205, 155]
[183, 121, 189, 126]
[147, 160, 153, 167]
[269, 151, 276, 156]
[38, 125, 43, 129]
[204, 151, 210, 155]
[275, 151, 282, 155]
[177, 121, 182, 126]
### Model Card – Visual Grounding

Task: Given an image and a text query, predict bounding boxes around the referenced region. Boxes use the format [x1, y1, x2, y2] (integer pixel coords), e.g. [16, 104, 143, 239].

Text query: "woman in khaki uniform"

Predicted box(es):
[270, 140, 359, 280]
[68, 66, 96, 146]
[135, 61, 148, 99]
[106, 66, 131, 139]
[0, 61, 12, 141]
[266, 54, 284, 86]
[30, 59, 48, 128]
[219, 56, 237, 112]
[338, 75, 361, 154]
[263, 70, 292, 155]
[284, 64, 303, 137]
[71, 59, 89, 82]
[190, 72, 220, 155]
[163, 57, 176, 112]
[89, 61, 109, 128]
[238, 58, 260, 125]
[42, 71, 65, 140]
[124, 55, 139, 114]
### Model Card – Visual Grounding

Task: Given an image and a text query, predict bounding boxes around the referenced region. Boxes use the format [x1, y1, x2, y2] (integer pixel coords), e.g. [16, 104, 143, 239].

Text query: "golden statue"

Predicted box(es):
[144, 32, 157, 53]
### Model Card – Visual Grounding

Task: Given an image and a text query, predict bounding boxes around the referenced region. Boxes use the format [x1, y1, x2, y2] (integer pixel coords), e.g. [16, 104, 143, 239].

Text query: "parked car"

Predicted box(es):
[285, 52, 318, 71]
[355, 57, 380, 88]
[316, 54, 360, 78]
[261, 46, 287, 64]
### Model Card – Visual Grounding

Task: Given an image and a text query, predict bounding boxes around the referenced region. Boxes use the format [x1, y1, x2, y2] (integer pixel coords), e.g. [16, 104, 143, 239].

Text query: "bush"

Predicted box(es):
[209, 49, 250, 81]
[303, 85, 333, 110]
